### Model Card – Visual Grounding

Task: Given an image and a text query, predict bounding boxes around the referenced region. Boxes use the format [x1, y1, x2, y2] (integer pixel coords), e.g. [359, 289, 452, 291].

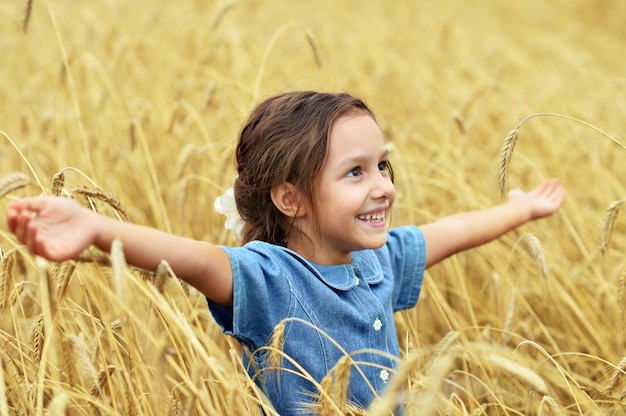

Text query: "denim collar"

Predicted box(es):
[279, 246, 384, 291]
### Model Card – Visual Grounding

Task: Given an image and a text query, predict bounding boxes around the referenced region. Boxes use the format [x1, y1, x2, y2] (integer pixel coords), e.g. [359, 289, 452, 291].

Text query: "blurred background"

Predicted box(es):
[1, 1, 625, 414]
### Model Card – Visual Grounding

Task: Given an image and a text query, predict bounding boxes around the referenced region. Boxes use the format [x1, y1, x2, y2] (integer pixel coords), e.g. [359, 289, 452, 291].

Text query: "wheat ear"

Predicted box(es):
[267, 320, 286, 371]
[538, 395, 564, 415]
[428, 330, 459, 371]
[524, 234, 549, 278]
[154, 260, 169, 293]
[0, 173, 30, 199]
[498, 113, 626, 196]
[600, 200, 624, 256]
[318, 355, 352, 414]
[606, 357, 626, 396]
[90, 366, 115, 398]
[51, 171, 65, 196]
[52, 261, 75, 302]
[45, 392, 69, 415]
[73, 186, 130, 221]
[0, 254, 14, 311]
[304, 28, 322, 68]
[22, 0, 33, 33]
[498, 128, 519, 197]
[30, 313, 45, 363]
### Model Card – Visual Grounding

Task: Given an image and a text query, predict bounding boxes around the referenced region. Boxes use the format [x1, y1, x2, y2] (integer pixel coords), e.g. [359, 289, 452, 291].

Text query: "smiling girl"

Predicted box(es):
[7, 91, 566, 414]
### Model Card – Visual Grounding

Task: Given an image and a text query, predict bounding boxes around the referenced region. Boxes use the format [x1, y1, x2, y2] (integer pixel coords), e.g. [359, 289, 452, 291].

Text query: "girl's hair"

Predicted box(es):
[234, 91, 387, 245]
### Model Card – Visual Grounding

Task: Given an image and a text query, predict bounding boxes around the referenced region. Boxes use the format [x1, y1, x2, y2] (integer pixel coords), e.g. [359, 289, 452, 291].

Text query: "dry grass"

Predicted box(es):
[1, 0, 626, 414]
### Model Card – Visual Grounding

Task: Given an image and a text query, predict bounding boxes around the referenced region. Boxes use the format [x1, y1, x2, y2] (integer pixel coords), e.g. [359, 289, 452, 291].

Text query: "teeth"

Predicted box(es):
[358, 213, 385, 221]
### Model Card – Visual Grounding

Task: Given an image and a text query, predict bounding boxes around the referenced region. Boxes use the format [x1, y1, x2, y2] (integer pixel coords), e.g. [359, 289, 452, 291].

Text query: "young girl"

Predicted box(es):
[7, 91, 566, 415]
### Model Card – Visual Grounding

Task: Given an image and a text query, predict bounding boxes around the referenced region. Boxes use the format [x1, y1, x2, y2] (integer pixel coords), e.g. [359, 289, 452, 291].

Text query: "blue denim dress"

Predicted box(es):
[208, 226, 426, 415]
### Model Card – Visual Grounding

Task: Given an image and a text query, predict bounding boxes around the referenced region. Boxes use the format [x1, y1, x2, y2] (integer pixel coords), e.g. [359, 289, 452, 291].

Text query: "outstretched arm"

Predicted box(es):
[420, 178, 566, 268]
[7, 196, 234, 305]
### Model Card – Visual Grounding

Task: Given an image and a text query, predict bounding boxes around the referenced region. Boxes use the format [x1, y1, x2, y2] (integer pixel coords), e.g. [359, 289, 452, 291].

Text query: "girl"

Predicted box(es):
[7, 91, 566, 415]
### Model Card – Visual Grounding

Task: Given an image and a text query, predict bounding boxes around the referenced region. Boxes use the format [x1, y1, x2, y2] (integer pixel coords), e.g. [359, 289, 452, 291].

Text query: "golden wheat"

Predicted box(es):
[600, 199, 624, 256]
[538, 395, 564, 416]
[51, 260, 75, 301]
[51, 170, 65, 196]
[0, 172, 30, 199]
[498, 128, 519, 197]
[90, 366, 115, 398]
[2, 1, 626, 414]
[47, 393, 70, 416]
[0, 253, 14, 310]
[30, 313, 45, 363]
[154, 259, 170, 293]
[524, 233, 549, 278]
[22, 0, 33, 33]
[8, 280, 25, 308]
[267, 320, 286, 372]
[73, 186, 131, 222]
[605, 357, 626, 397]
[487, 353, 548, 395]
[316, 355, 352, 414]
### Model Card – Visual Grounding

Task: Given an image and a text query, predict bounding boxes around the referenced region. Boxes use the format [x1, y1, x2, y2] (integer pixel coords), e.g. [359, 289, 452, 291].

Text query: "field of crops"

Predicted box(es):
[1, 0, 625, 414]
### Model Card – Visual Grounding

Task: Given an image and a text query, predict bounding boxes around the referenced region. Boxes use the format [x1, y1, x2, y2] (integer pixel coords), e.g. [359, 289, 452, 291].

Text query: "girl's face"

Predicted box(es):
[294, 112, 396, 265]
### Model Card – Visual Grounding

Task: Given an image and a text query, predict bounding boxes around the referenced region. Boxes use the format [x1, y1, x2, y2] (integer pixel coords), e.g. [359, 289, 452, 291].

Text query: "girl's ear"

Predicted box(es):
[271, 182, 306, 218]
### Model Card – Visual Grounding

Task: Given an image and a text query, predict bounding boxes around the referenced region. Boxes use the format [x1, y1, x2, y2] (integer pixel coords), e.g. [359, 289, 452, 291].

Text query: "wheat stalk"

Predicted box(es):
[600, 199, 624, 256]
[111, 238, 127, 304]
[501, 290, 516, 345]
[617, 268, 626, 336]
[0, 172, 30, 199]
[0, 130, 46, 193]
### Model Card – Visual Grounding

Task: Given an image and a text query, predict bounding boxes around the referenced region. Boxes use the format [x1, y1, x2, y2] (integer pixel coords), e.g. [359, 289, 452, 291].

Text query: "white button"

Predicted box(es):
[379, 369, 389, 383]
[373, 318, 382, 331]
[355, 277, 360, 286]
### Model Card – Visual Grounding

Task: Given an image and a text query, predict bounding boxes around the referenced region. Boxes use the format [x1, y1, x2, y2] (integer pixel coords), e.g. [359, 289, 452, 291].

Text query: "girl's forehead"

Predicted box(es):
[329, 114, 384, 146]
[325, 114, 386, 165]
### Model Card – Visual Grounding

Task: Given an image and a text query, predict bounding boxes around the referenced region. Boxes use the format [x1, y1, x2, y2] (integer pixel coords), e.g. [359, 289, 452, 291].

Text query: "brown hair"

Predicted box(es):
[234, 91, 384, 245]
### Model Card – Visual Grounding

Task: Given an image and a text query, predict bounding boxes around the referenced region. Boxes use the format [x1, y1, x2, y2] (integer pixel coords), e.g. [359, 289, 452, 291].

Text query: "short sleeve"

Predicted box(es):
[206, 243, 292, 351]
[375, 225, 427, 311]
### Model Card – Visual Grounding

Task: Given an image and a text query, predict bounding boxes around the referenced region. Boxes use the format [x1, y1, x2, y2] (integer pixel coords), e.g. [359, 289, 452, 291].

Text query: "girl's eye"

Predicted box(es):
[378, 161, 389, 171]
[347, 167, 360, 177]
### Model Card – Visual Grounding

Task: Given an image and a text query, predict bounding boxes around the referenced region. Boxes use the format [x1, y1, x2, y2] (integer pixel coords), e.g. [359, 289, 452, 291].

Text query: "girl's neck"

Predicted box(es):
[287, 236, 353, 266]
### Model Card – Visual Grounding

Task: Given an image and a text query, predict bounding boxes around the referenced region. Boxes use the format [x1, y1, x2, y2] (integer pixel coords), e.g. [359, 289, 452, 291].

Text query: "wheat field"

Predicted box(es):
[0, 0, 625, 414]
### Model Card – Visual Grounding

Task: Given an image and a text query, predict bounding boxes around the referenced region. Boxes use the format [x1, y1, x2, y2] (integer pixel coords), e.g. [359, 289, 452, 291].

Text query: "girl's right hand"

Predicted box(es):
[7, 196, 99, 262]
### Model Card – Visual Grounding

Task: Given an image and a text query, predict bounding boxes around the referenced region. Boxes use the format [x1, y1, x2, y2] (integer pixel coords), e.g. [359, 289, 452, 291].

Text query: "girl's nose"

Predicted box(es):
[371, 173, 395, 200]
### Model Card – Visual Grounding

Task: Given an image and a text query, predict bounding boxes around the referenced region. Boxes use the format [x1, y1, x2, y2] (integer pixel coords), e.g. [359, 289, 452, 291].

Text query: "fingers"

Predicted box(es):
[9, 196, 48, 218]
[7, 197, 49, 254]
